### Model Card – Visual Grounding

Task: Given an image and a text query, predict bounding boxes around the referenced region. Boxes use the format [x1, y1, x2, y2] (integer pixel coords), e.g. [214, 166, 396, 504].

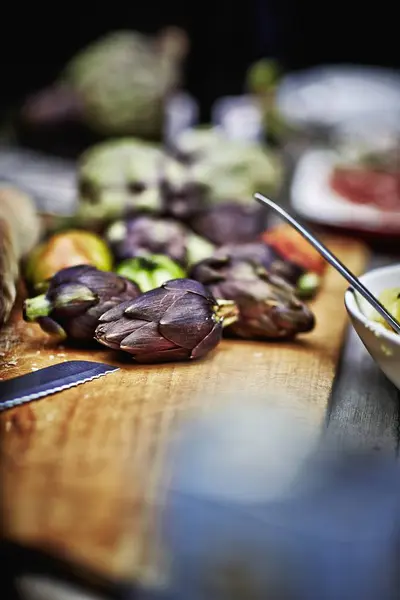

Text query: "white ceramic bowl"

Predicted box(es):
[345, 264, 400, 391]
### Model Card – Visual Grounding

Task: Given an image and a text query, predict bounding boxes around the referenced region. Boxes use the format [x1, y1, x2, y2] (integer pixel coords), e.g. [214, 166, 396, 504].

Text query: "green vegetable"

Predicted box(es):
[22, 28, 189, 140]
[174, 127, 283, 201]
[77, 138, 203, 225]
[246, 59, 282, 95]
[296, 273, 321, 299]
[116, 255, 186, 293]
[106, 215, 215, 268]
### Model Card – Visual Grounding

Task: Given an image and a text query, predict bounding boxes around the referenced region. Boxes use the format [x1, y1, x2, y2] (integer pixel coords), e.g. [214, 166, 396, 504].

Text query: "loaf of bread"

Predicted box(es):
[0, 185, 42, 325]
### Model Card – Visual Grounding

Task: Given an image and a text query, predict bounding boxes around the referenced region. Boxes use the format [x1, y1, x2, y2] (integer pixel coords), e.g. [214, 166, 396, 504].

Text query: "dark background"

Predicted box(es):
[0, 0, 398, 120]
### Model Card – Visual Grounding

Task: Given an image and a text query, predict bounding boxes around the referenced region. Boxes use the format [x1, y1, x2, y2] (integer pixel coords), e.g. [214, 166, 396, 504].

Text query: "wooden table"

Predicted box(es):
[3, 261, 400, 600]
[0, 237, 374, 599]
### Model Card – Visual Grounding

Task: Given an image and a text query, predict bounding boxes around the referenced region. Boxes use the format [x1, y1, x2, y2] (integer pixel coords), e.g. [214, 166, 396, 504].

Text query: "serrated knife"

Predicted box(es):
[0, 360, 119, 411]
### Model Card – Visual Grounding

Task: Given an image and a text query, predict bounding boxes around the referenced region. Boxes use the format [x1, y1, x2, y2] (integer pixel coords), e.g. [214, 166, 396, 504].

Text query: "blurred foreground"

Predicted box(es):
[9, 395, 400, 599]
[134, 396, 400, 599]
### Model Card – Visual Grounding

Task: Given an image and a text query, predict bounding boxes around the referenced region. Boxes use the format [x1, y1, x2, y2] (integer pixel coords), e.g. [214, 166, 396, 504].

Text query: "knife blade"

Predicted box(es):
[0, 360, 119, 411]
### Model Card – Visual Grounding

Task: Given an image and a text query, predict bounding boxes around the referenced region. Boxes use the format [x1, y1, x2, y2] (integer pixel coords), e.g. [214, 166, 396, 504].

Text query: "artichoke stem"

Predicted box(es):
[24, 294, 51, 322]
[215, 299, 240, 328]
[296, 273, 321, 299]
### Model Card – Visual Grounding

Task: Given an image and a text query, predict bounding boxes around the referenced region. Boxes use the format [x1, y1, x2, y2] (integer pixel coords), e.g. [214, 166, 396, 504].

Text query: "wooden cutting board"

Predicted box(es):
[0, 236, 368, 585]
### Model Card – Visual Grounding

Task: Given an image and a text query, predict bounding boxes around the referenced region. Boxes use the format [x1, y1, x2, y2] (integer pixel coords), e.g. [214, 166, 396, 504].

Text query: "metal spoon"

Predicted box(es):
[254, 192, 400, 335]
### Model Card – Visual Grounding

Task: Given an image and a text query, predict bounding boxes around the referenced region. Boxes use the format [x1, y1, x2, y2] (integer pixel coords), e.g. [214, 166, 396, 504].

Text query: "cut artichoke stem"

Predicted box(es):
[23, 294, 52, 321]
[214, 299, 240, 328]
[296, 272, 321, 299]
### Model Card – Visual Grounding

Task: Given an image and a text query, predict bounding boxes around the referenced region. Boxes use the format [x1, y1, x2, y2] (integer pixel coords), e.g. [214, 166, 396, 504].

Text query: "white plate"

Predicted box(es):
[291, 148, 400, 233]
[277, 65, 400, 130]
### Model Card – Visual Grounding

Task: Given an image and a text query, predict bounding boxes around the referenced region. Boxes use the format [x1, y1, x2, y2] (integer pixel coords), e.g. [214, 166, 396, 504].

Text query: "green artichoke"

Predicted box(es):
[77, 138, 164, 221]
[174, 127, 284, 201]
[21, 28, 189, 140]
[76, 138, 206, 225]
[95, 279, 238, 363]
[116, 255, 186, 293]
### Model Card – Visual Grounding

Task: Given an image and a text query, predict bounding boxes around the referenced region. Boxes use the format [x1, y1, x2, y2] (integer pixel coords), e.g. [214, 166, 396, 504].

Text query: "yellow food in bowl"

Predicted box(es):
[369, 287, 400, 331]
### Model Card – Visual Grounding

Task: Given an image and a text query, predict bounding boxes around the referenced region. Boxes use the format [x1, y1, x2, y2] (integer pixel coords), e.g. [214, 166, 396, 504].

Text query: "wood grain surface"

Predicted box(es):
[0, 236, 368, 584]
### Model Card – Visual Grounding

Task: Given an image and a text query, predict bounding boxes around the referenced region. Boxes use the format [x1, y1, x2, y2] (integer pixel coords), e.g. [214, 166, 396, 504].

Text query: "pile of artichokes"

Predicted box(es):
[23, 217, 320, 364]
[21, 119, 321, 365]
[73, 129, 283, 230]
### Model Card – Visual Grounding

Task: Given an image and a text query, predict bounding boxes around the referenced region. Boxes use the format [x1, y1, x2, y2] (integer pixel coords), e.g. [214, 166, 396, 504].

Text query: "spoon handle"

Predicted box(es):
[254, 193, 400, 335]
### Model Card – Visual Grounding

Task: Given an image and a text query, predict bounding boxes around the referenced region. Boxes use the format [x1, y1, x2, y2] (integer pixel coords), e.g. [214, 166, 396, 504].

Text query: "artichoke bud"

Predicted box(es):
[115, 255, 186, 293]
[106, 215, 186, 264]
[95, 278, 238, 363]
[77, 139, 165, 225]
[61, 29, 187, 138]
[23, 264, 140, 342]
[105, 215, 214, 268]
[212, 243, 304, 286]
[190, 257, 315, 340]
[174, 127, 284, 200]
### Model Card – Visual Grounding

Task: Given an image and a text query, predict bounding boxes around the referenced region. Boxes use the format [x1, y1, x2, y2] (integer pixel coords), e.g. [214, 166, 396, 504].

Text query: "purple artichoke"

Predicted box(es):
[190, 257, 315, 340]
[211, 244, 320, 299]
[23, 264, 140, 342]
[105, 215, 214, 267]
[189, 202, 266, 246]
[211, 243, 305, 286]
[95, 278, 238, 363]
